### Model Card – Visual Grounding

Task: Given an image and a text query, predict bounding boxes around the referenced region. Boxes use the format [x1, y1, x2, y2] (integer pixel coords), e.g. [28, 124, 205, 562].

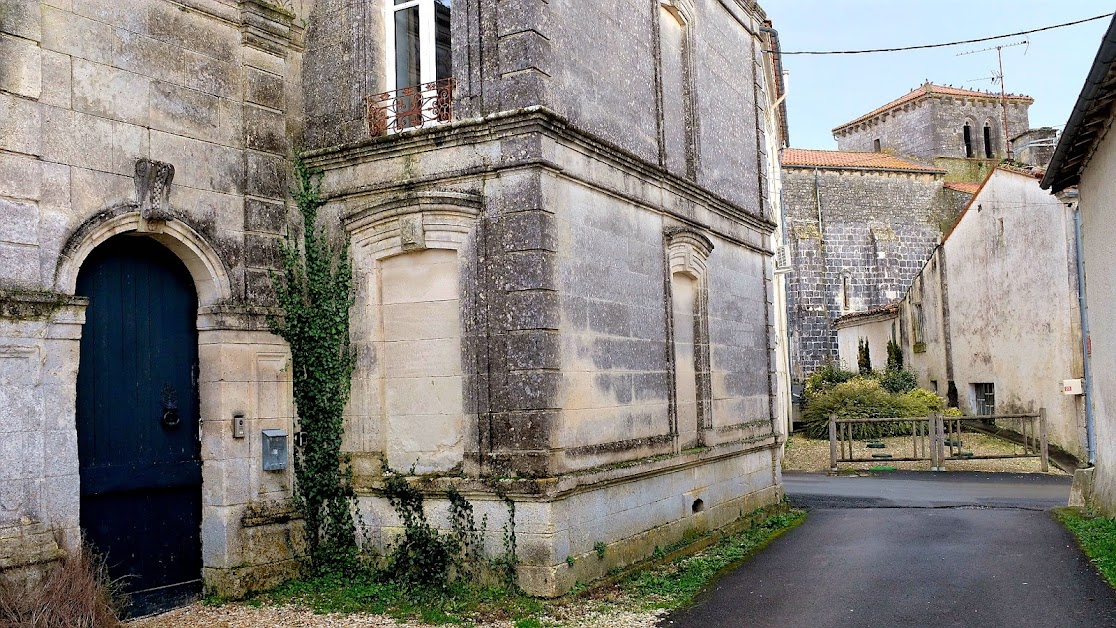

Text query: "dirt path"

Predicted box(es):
[781, 432, 1067, 475]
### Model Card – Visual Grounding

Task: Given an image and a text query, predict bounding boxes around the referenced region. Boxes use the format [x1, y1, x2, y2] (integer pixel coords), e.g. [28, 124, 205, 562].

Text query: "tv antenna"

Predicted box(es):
[957, 39, 1029, 159]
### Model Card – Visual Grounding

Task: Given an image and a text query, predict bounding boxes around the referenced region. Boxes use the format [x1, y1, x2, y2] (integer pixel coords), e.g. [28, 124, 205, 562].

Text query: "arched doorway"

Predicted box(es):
[75, 235, 203, 615]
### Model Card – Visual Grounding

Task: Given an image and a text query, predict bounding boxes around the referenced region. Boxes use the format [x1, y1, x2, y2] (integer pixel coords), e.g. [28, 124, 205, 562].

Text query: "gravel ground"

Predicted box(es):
[781, 432, 1068, 475]
[129, 599, 664, 628]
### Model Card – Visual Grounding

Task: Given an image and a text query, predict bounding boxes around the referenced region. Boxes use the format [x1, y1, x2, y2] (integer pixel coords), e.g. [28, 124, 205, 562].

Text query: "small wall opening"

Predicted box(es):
[691, 498, 705, 514]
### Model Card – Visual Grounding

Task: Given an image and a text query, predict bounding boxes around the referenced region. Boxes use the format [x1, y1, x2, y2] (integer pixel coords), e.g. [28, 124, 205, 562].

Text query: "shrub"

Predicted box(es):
[878, 368, 918, 394]
[0, 543, 124, 628]
[886, 338, 903, 370]
[902, 387, 946, 412]
[802, 379, 944, 440]
[857, 339, 872, 376]
[803, 362, 857, 402]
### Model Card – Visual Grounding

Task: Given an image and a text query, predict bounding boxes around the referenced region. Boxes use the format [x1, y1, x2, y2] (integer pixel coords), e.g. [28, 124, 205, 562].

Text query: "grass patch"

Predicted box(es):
[618, 508, 806, 611]
[1055, 508, 1116, 588]
[256, 571, 544, 625]
[224, 508, 805, 625]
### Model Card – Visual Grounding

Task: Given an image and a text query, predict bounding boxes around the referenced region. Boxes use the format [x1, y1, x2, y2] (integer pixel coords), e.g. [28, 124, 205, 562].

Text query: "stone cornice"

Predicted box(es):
[304, 107, 777, 239]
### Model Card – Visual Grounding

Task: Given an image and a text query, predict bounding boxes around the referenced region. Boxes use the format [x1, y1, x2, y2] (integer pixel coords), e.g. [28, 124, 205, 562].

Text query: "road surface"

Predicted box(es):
[667, 471, 1116, 628]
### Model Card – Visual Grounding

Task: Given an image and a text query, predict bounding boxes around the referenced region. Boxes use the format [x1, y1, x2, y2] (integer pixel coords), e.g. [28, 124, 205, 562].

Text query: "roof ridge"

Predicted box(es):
[781, 147, 944, 173]
[834, 82, 1034, 133]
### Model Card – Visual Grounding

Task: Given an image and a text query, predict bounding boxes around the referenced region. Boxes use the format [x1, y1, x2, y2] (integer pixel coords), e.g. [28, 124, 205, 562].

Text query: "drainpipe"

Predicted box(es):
[1072, 200, 1097, 466]
[760, 21, 790, 146]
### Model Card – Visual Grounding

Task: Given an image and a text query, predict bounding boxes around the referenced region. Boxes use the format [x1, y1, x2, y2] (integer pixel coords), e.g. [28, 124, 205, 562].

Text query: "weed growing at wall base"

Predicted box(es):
[621, 509, 806, 611]
[246, 506, 804, 624]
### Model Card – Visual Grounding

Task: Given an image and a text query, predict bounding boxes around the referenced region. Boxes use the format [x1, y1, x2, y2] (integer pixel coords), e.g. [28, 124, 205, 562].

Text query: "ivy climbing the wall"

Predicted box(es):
[271, 155, 358, 574]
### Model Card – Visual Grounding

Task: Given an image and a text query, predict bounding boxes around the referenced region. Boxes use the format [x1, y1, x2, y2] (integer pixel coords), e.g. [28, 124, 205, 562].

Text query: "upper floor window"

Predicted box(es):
[984, 124, 994, 158]
[370, 0, 454, 135]
[963, 124, 974, 158]
[387, 0, 452, 91]
[873, 138, 881, 152]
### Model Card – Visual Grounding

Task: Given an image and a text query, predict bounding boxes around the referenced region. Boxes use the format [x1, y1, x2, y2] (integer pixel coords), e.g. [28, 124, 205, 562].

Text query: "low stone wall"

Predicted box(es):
[355, 443, 781, 597]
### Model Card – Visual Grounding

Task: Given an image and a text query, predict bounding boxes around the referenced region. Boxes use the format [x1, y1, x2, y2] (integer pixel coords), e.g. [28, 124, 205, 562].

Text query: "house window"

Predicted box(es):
[873, 138, 881, 152]
[964, 124, 973, 158]
[930, 380, 938, 393]
[387, 0, 452, 92]
[984, 124, 994, 158]
[973, 383, 995, 416]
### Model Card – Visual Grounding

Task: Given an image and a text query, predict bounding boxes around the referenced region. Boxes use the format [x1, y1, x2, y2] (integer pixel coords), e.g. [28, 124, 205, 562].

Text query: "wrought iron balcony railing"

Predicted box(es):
[365, 78, 455, 137]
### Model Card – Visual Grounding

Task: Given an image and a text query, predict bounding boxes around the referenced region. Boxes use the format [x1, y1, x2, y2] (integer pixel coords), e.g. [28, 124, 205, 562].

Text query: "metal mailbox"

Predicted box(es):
[262, 428, 288, 471]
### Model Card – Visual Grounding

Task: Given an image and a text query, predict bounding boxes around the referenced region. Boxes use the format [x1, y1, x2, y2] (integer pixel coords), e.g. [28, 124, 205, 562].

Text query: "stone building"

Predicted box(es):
[0, 0, 788, 610]
[833, 82, 1033, 184]
[841, 165, 1088, 462]
[779, 83, 1042, 384]
[1042, 13, 1116, 513]
[779, 149, 949, 378]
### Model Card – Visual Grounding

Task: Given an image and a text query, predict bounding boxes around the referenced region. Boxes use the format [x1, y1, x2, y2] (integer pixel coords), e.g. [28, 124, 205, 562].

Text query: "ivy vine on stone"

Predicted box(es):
[270, 154, 358, 574]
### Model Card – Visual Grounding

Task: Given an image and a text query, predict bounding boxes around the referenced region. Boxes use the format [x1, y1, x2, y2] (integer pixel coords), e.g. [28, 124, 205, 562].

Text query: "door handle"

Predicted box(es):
[161, 385, 181, 430]
[161, 407, 181, 429]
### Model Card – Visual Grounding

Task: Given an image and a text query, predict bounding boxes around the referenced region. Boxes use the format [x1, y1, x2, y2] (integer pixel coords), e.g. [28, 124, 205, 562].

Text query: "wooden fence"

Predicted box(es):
[828, 410, 1048, 473]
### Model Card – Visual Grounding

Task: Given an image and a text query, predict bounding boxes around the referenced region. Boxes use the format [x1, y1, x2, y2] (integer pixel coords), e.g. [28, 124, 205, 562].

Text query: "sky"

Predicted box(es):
[765, 1, 1114, 150]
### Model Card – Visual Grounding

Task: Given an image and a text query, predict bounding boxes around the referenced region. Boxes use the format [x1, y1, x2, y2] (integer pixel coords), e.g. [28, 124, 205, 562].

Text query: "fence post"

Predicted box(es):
[829, 414, 838, 472]
[1039, 408, 1049, 473]
[931, 413, 944, 472]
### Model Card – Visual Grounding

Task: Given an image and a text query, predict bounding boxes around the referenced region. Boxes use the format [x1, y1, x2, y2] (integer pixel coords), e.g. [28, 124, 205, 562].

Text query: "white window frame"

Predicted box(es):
[386, 0, 443, 92]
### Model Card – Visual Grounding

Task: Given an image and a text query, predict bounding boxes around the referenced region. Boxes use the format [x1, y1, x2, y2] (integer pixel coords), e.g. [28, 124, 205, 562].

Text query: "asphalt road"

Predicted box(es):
[667, 471, 1116, 628]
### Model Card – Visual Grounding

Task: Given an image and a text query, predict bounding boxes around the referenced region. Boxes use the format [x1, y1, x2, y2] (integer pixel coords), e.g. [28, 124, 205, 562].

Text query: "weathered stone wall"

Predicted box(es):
[930, 97, 1030, 161]
[835, 100, 936, 159]
[781, 166, 946, 378]
[901, 251, 951, 395]
[1014, 127, 1058, 168]
[310, 99, 781, 594]
[836, 93, 1031, 166]
[303, 0, 770, 211]
[0, 0, 311, 597]
[1079, 115, 1116, 514]
[835, 314, 896, 372]
[899, 168, 1088, 461]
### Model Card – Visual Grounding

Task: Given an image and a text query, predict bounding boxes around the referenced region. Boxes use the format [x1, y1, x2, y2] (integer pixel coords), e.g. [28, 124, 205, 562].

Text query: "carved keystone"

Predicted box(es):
[134, 159, 175, 221]
[400, 214, 426, 250]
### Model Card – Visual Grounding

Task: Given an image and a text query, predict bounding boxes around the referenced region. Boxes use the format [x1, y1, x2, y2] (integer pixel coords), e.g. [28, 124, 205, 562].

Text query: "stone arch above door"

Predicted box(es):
[54, 208, 233, 308]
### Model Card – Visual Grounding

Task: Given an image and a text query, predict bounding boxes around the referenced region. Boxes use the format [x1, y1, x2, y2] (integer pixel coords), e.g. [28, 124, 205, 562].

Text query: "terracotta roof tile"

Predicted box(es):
[833, 83, 1035, 134]
[780, 148, 944, 173]
[944, 182, 981, 194]
[833, 301, 900, 327]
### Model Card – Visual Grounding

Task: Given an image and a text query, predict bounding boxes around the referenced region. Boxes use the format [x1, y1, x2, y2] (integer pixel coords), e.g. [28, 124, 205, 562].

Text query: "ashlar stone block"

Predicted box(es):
[0, 34, 41, 98]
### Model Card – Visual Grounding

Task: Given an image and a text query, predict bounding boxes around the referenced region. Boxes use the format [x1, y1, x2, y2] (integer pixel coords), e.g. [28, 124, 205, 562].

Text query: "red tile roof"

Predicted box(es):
[944, 182, 981, 194]
[780, 148, 944, 174]
[834, 83, 1035, 134]
[833, 301, 901, 327]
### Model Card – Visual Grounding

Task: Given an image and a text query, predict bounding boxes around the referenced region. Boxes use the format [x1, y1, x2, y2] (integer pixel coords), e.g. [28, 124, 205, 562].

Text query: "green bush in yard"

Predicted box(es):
[802, 378, 945, 440]
[803, 362, 858, 402]
[878, 368, 918, 394]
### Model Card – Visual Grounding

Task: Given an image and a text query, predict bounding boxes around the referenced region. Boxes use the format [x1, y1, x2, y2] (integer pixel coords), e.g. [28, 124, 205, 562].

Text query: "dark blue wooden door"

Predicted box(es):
[76, 235, 202, 615]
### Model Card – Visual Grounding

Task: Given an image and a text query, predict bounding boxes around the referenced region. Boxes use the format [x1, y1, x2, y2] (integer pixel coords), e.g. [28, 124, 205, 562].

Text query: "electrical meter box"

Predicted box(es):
[1063, 379, 1084, 396]
[262, 429, 288, 471]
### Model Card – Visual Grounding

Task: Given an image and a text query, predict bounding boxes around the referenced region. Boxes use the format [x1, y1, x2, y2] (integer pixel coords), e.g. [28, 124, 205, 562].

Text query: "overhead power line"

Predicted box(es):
[779, 13, 1114, 56]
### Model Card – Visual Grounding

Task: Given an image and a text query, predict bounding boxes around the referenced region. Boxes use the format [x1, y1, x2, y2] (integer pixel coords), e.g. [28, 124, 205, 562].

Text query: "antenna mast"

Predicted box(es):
[958, 38, 1028, 160]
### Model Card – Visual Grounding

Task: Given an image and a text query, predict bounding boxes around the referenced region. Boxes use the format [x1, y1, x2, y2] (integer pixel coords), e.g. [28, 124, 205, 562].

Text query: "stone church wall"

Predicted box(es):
[781, 166, 946, 377]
